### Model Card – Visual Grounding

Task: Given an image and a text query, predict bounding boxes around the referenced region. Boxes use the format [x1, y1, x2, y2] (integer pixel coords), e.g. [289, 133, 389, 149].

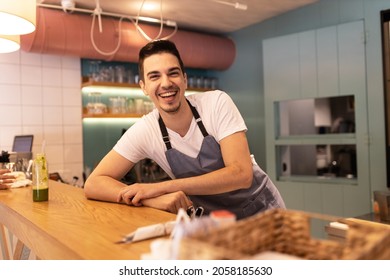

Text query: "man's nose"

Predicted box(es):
[161, 75, 172, 87]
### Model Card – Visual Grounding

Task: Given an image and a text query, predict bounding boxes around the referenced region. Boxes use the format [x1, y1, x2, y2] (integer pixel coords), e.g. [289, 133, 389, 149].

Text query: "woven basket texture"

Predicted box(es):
[178, 208, 390, 260]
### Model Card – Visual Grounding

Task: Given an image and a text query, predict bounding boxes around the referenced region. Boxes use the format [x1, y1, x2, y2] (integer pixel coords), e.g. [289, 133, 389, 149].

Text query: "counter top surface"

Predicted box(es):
[0, 180, 176, 260]
[353, 212, 390, 226]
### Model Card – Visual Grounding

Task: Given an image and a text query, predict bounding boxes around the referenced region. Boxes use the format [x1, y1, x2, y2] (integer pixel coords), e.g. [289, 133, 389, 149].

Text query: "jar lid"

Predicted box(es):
[210, 210, 236, 226]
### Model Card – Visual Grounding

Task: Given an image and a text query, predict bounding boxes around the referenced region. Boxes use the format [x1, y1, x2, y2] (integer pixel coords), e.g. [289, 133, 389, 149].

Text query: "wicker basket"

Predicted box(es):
[178, 208, 390, 260]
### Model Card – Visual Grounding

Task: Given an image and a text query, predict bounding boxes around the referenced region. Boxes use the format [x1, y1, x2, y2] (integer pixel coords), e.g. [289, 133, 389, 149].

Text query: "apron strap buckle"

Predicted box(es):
[162, 135, 172, 149]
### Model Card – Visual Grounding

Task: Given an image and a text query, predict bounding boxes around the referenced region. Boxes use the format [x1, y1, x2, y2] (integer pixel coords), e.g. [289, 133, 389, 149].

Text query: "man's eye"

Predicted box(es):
[149, 75, 159, 80]
[170, 71, 180, 76]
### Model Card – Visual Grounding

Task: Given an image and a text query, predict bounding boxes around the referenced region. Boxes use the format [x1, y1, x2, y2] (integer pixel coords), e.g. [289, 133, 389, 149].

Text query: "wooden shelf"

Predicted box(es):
[81, 77, 214, 92]
[82, 113, 143, 118]
[81, 78, 214, 119]
[82, 78, 140, 89]
[82, 107, 143, 118]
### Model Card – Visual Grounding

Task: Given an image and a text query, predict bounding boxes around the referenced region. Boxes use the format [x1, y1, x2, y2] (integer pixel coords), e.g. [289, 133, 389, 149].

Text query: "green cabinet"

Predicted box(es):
[263, 20, 370, 218]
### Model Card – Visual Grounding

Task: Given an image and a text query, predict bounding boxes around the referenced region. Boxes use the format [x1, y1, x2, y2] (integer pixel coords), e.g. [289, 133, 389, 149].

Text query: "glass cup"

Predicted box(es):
[32, 153, 49, 202]
[374, 190, 390, 221]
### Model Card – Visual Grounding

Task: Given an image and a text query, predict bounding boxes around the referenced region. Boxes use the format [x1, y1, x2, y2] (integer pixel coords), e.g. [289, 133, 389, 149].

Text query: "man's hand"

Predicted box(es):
[117, 183, 166, 206]
[141, 191, 193, 214]
[118, 188, 192, 214]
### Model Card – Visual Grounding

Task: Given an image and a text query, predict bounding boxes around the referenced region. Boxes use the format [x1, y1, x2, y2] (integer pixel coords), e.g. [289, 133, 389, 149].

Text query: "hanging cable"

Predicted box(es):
[38, 0, 178, 57]
[211, 0, 248, 10]
[125, 15, 178, 42]
[94, 0, 103, 33]
[90, 1, 123, 56]
[135, 0, 163, 41]
[37, 2, 177, 28]
[133, 0, 177, 41]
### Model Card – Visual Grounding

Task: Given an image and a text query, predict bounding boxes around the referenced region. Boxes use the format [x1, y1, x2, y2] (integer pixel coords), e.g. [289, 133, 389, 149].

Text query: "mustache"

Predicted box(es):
[160, 85, 179, 92]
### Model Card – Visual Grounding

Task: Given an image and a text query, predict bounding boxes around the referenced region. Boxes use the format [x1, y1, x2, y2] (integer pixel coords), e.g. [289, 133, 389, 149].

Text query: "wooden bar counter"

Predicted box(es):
[0, 180, 176, 260]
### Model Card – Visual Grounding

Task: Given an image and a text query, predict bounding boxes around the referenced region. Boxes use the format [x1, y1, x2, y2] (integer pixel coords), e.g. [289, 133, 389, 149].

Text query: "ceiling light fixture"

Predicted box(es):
[0, 35, 20, 53]
[134, 0, 177, 41]
[141, 3, 159, 11]
[212, 0, 248, 11]
[0, 0, 36, 35]
[61, 0, 76, 12]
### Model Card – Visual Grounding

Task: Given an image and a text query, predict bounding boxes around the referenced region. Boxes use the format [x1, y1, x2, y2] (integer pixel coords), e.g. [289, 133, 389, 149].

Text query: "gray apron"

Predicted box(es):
[158, 99, 285, 220]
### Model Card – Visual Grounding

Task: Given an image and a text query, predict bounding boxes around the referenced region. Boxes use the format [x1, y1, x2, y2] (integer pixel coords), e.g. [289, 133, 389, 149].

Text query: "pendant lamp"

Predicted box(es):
[0, 1, 36, 35]
[0, 35, 20, 53]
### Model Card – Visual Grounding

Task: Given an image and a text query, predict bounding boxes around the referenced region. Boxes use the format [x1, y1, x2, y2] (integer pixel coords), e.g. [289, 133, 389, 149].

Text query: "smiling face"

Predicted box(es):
[139, 52, 188, 115]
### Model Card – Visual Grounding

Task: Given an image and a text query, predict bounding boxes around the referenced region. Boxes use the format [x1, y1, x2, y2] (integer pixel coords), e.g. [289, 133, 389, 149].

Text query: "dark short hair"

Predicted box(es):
[138, 40, 185, 81]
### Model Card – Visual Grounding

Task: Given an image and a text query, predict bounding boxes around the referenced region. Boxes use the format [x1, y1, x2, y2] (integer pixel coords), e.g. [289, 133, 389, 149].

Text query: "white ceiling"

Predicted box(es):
[37, 0, 318, 34]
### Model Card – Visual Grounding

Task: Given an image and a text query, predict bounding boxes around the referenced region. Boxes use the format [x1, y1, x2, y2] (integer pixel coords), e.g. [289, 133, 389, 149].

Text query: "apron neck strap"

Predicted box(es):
[186, 99, 209, 137]
[158, 116, 172, 150]
[158, 98, 209, 150]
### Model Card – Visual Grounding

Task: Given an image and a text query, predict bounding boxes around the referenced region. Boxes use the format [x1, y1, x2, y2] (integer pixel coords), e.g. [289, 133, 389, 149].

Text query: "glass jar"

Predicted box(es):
[32, 153, 49, 202]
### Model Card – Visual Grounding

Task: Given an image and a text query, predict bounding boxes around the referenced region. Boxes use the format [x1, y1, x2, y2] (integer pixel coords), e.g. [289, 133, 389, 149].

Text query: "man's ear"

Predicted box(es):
[139, 80, 148, 96]
[184, 73, 188, 89]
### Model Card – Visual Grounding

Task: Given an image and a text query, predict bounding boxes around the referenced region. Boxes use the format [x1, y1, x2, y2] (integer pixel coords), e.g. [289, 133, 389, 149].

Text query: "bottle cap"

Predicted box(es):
[210, 210, 236, 226]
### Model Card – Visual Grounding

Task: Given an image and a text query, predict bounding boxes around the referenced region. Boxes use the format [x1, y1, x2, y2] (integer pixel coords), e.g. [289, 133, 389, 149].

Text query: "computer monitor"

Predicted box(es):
[12, 135, 34, 152]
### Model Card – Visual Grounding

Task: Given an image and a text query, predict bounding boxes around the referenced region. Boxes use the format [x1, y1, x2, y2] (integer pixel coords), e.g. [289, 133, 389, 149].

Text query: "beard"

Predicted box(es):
[161, 99, 181, 114]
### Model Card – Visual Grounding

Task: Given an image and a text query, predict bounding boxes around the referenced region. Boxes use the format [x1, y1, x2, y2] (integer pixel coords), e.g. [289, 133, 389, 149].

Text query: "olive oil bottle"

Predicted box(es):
[32, 153, 49, 202]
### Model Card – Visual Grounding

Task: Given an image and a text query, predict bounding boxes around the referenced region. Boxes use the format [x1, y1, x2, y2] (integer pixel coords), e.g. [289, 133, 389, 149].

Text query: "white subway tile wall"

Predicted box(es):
[0, 50, 83, 185]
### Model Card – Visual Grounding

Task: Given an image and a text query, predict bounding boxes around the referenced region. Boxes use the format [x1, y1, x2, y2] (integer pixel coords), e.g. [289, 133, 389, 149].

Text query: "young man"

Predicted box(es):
[84, 40, 285, 219]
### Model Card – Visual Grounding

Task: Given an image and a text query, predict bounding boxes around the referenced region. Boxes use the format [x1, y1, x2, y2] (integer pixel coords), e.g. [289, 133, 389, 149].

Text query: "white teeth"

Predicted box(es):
[160, 92, 175, 97]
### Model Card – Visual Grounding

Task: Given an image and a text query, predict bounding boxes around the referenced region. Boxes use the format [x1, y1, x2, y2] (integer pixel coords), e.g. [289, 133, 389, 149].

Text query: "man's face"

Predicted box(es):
[139, 52, 187, 114]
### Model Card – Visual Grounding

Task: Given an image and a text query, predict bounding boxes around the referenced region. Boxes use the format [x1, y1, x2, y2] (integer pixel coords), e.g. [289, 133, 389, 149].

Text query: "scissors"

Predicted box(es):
[186, 206, 204, 219]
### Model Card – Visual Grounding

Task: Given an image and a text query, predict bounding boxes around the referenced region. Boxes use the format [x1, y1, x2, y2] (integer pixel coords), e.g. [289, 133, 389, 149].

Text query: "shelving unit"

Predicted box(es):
[262, 20, 371, 218]
[81, 78, 211, 92]
[82, 111, 143, 119]
[81, 78, 211, 119]
[81, 77, 214, 174]
[82, 79, 140, 89]
[81, 79, 147, 119]
[275, 133, 356, 145]
[274, 133, 358, 184]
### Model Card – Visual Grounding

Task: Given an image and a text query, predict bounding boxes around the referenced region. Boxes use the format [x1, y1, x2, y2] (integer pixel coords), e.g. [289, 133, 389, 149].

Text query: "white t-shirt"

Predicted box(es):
[113, 90, 247, 178]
